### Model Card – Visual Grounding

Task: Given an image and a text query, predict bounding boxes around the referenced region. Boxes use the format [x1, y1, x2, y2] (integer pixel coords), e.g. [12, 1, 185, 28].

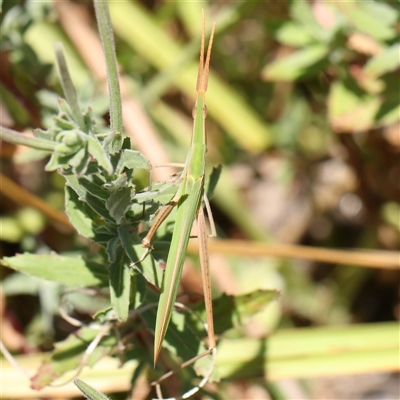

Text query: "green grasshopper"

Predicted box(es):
[137, 15, 217, 366]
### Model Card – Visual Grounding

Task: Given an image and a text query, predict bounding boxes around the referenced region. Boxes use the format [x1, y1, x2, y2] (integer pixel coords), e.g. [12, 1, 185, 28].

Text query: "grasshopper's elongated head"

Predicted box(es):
[196, 11, 216, 95]
[190, 11, 215, 149]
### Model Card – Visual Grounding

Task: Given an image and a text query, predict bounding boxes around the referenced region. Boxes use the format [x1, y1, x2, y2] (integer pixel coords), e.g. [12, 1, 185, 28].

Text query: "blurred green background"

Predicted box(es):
[1, 1, 399, 399]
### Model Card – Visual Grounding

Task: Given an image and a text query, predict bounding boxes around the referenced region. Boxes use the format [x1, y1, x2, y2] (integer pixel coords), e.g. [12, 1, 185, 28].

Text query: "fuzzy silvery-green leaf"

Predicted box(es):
[60, 130, 84, 147]
[68, 147, 86, 167]
[55, 142, 81, 155]
[92, 227, 116, 246]
[53, 116, 77, 131]
[134, 179, 180, 205]
[1, 253, 108, 287]
[83, 108, 97, 133]
[57, 97, 74, 116]
[74, 379, 111, 400]
[65, 186, 97, 239]
[64, 173, 87, 199]
[106, 187, 132, 224]
[84, 192, 114, 222]
[107, 237, 132, 321]
[71, 149, 90, 176]
[34, 127, 56, 141]
[77, 176, 110, 201]
[45, 150, 74, 171]
[102, 173, 129, 192]
[262, 44, 328, 81]
[121, 149, 150, 170]
[65, 174, 114, 222]
[87, 135, 113, 176]
[103, 130, 124, 154]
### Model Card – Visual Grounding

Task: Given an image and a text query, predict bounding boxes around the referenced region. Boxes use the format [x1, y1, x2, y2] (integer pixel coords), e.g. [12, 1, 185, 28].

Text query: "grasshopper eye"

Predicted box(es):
[203, 104, 208, 118]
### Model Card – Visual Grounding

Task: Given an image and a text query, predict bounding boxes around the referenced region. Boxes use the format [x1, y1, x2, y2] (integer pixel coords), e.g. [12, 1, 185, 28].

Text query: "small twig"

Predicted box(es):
[188, 239, 400, 270]
[0, 173, 73, 230]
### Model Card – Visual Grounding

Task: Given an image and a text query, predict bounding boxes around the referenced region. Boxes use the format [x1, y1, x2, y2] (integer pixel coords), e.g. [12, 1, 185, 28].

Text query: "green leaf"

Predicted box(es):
[376, 97, 400, 126]
[275, 22, 315, 47]
[290, 0, 331, 42]
[69, 147, 90, 175]
[193, 290, 279, 335]
[328, 79, 381, 132]
[45, 150, 71, 171]
[53, 42, 85, 131]
[122, 149, 150, 170]
[74, 378, 111, 400]
[65, 186, 97, 239]
[77, 176, 110, 201]
[65, 174, 114, 222]
[87, 135, 113, 176]
[135, 179, 180, 205]
[1, 253, 108, 287]
[30, 326, 116, 389]
[106, 188, 132, 224]
[104, 131, 124, 154]
[262, 44, 328, 81]
[205, 165, 222, 200]
[364, 43, 400, 77]
[107, 237, 132, 321]
[336, 2, 397, 41]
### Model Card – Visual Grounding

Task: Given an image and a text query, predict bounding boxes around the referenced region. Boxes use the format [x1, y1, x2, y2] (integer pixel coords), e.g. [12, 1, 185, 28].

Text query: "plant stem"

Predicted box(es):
[0, 127, 55, 151]
[93, 0, 123, 134]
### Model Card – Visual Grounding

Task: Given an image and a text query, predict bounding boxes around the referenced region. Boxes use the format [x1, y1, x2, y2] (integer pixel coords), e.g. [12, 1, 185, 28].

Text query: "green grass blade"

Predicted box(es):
[217, 322, 399, 380]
